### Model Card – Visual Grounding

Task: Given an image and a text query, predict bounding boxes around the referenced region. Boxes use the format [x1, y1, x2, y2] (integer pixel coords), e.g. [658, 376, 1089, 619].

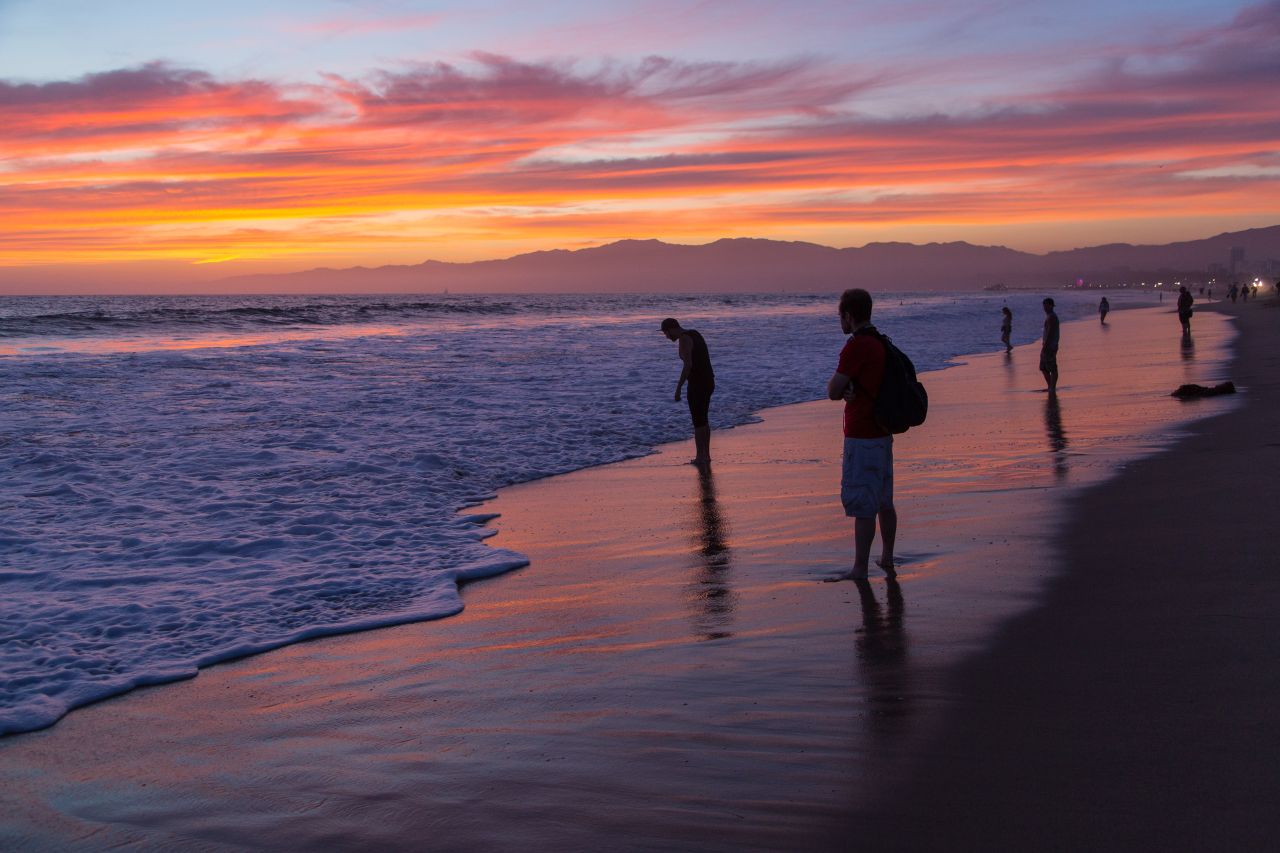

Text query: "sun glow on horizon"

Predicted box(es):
[1, 1, 1278, 288]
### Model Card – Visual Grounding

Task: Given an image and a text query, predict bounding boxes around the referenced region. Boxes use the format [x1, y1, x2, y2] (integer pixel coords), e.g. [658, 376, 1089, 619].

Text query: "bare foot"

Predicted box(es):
[825, 568, 869, 582]
[876, 558, 897, 579]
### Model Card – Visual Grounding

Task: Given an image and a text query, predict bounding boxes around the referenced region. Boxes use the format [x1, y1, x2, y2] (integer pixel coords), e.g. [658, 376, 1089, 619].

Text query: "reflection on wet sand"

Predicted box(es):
[1044, 393, 1069, 479]
[1181, 329, 1195, 361]
[853, 578, 909, 734]
[685, 468, 737, 641]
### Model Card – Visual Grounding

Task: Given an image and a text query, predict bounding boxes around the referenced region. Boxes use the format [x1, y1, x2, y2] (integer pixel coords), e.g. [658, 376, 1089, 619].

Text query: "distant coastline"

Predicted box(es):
[3, 225, 1277, 296]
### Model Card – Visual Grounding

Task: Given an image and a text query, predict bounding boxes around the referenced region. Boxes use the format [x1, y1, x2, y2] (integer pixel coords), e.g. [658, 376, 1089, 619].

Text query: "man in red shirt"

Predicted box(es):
[827, 288, 897, 579]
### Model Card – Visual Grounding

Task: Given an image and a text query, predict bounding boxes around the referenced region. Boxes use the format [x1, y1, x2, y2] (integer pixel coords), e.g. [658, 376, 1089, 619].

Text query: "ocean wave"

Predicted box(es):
[0, 299, 521, 338]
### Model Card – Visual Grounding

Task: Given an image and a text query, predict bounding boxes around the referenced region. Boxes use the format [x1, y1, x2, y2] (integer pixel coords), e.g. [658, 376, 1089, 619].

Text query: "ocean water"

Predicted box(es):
[0, 289, 1116, 735]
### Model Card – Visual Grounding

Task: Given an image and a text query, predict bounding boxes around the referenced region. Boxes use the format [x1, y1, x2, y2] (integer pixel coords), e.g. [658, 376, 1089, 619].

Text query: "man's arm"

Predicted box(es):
[828, 371, 852, 401]
[674, 335, 692, 401]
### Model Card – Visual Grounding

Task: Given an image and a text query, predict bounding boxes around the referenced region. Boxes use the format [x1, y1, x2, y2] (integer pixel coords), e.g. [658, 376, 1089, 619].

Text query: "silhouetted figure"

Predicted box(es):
[828, 288, 897, 580]
[1044, 393, 1068, 480]
[1098, 296, 1109, 324]
[1040, 297, 1060, 393]
[1229, 283, 1238, 303]
[661, 318, 715, 468]
[1177, 286, 1194, 333]
[1000, 306, 1013, 353]
[685, 468, 736, 641]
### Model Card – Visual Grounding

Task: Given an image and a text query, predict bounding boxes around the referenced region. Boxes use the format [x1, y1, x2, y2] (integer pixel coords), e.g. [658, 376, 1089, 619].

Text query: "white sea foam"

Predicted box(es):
[0, 290, 1111, 734]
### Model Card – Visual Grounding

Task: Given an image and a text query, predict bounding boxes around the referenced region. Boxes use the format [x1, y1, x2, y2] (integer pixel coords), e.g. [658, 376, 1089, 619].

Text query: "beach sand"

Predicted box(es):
[858, 299, 1280, 852]
[0, 303, 1258, 851]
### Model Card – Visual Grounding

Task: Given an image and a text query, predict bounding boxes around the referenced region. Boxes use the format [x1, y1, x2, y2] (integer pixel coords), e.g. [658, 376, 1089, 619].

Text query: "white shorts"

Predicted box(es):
[841, 436, 894, 518]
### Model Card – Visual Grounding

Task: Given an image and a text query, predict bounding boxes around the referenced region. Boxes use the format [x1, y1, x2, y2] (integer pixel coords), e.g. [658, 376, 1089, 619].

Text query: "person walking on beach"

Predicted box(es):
[661, 318, 715, 468]
[1177, 286, 1194, 333]
[1098, 296, 1110, 323]
[1040, 297, 1060, 394]
[1000, 306, 1013, 353]
[827, 288, 897, 580]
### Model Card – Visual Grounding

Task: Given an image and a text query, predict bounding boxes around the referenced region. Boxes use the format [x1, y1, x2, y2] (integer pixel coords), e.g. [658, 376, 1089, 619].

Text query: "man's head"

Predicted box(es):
[1043, 297, 1055, 313]
[838, 288, 872, 334]
[660, 317, 682, 341]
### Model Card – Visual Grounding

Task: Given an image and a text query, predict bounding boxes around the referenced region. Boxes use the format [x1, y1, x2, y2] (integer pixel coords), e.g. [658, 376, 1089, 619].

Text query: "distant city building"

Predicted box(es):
[1229, 246, 1246, 275]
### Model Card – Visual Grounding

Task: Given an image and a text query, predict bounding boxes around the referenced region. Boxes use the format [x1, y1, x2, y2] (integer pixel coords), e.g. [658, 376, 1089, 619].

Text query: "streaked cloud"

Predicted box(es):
[1, 1, 1277, 275]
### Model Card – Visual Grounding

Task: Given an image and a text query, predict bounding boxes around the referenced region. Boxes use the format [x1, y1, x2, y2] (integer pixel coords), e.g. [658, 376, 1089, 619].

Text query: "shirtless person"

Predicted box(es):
[1040, 297, 1060, 393]
[661, 318, 715, 468]
[827, 288, 897, 579]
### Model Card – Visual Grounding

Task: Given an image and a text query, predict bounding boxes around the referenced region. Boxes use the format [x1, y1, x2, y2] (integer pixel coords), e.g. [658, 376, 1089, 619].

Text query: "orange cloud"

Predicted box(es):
[2, 4, 1279, 277]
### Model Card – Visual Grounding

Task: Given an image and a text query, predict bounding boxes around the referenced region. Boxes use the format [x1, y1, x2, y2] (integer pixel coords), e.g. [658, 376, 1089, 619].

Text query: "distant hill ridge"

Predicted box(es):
[218, 226, 1280, 293]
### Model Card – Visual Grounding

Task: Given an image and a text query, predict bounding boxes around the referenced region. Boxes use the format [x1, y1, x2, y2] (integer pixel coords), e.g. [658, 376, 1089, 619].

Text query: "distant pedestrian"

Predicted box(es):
[1098, 296, 1110, 324]
[1000, 306, 1013, 353]
[1040, 298, 1059, 394]
[827, 288, 897, 580]
[1177, 286, 1194, 333]
[661, 318, 715, 468]
[1229, 283, 1238, 303]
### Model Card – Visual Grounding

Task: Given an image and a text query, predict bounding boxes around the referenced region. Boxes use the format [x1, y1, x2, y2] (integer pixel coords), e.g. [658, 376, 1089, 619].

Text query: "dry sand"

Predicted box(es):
[0, 303, 1255, 852]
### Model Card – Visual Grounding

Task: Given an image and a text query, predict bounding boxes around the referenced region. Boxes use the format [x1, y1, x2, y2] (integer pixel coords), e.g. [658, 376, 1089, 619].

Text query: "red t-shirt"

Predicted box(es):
[837, 333, 888, 439]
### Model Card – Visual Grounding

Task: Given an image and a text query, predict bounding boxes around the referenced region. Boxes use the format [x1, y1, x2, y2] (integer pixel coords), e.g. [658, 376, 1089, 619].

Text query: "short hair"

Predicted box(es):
[839, 288, 873, 323]
[660, 317, 679, 332]
[1043, 297, 1055, 308]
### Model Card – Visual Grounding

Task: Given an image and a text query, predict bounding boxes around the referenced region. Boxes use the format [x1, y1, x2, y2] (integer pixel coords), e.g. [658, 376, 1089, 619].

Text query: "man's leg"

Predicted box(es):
[694, 424, 711, 465]
[852, 516, 876, 578]
[877, 504, 897, 576]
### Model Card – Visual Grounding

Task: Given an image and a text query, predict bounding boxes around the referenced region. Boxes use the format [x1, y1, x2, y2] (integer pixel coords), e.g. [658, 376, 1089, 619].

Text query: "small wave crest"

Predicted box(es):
[0, 298, 519, 339]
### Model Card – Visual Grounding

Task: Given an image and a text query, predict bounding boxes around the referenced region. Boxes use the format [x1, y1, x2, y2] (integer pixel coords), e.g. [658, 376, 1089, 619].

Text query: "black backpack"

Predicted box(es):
[856, 327, 928, 434]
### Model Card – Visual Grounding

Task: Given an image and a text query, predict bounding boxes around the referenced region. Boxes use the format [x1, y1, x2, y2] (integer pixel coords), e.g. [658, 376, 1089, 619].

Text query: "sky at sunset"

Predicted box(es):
[2, 0, 1278, 288]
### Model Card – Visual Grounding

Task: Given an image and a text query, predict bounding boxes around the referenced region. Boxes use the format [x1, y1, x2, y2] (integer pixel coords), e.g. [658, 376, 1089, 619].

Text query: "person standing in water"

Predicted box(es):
[1040, 297, 1060, 393]
[1098, 296, 1110, 323]
[827, 288, 897, 580]
[1177, 286, 1194, 333]
[661, 318, 715, 468]
[1000, 306, 1013, 353]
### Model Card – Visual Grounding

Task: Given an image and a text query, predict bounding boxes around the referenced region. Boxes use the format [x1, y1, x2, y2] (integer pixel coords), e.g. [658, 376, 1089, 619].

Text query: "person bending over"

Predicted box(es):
[661, 318, 715, 468]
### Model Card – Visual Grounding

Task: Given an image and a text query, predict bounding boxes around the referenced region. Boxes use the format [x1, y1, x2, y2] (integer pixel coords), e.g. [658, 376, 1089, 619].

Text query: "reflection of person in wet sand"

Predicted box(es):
[1044, 393, 1068, 480]
[685, 467, 736, 641]
[852, 578, 909, 732]
[1040, 298, 1060, 393]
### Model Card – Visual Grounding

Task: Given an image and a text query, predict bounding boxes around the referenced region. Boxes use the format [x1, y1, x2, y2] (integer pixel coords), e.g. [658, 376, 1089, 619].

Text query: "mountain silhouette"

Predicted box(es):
[217, 226, 1280, 293]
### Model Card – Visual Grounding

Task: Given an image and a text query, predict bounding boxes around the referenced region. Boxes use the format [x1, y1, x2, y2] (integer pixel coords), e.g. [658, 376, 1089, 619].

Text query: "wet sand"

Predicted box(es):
[859, 300, 1280, 851]
[0, 305, 1245, 851]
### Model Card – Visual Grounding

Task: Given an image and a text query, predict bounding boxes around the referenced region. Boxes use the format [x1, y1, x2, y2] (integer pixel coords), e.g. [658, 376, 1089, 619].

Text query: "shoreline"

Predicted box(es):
[0, 289, 1133, 737]
[0, 305, 1245, 849]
